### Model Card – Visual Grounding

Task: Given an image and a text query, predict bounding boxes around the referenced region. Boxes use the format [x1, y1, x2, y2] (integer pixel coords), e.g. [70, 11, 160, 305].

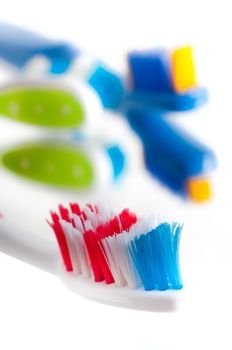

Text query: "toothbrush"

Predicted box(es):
[0, 22, 217, 200]
[0, 201, 183, 312]
[0, 22, 207, 111]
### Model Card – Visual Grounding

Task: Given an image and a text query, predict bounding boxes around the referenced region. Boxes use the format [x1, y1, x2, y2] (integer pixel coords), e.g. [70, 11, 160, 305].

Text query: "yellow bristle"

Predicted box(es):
[171, 46, 197, 92]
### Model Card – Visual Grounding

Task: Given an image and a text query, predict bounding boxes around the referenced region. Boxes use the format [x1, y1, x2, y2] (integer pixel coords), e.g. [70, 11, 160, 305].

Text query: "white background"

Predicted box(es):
[0, 1, 232, 349]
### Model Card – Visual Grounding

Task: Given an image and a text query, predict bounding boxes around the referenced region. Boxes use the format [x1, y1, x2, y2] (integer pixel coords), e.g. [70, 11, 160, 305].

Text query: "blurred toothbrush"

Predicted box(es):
[0, 22, 207, 111]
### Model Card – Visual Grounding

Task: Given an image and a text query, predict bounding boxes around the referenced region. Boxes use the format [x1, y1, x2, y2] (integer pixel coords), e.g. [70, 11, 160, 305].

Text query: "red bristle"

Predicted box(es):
[49, 212, 73, 271]
[58, 204, 71, 222]
[83, 230, 104, 282]
[81, 210, 87, 221]
[110, 216, 122, 234]
[50, 211, 60, 224]
[91, 230, 114, 284]
[119, 209, 137, 231]
[70, 202, 81, 216]
[97, 241, 114, 284]
[96, 216, 122, 240]
[87, 203, 94, 212]
[97, 222, 113, 239]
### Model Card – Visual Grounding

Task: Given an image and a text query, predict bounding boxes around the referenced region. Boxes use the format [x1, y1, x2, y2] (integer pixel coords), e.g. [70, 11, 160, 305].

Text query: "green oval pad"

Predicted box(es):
[0, 87, 85, 128]
[1, 142, 95, 188]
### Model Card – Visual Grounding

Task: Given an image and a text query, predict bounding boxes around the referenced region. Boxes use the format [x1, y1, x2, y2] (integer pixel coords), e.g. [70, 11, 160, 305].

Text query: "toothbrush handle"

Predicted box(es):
[0, 218, 58, 274]
[0, 22, 125, 109]
[0, 22, 78, 73]
[126, 109, 217, 192]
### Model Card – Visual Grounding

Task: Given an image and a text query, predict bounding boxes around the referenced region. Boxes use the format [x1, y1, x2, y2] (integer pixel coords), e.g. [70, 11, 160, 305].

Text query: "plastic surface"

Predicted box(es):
[60, 270, 180, 312]
[0, 22, 77, 73]
[126, 109, 217, 194]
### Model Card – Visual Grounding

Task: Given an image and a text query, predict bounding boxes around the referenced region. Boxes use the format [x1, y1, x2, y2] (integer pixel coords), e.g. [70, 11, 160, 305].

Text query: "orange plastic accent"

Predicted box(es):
[187, 178, 211, 202]
[171, 46, 197, 92]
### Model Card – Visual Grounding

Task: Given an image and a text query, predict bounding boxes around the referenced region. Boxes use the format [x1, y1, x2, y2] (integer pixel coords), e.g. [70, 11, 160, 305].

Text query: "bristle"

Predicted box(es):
[101, 232, 140, 288]
[58, 205, 71, 222]
[70, 202, 81, 216]
[47, 203, 183, 291]
[83, 228, 105, 282]
[59, 220, 81, 274]
[119, 208, 137, 231]
[48, 211, 73, 272]
[73, 214, 85, 233]
[129, 222, 183, 290]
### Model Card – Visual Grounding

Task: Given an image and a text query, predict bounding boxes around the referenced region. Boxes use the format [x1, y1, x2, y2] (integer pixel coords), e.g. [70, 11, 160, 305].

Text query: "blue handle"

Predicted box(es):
[0, 22, 77, 73]
[126, 109, 217, 194]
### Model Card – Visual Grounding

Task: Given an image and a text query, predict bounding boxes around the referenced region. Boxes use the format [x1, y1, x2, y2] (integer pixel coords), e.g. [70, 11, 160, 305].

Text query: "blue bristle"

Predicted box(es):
[128, 49, 172, 92]
[128, 222, 183, 291]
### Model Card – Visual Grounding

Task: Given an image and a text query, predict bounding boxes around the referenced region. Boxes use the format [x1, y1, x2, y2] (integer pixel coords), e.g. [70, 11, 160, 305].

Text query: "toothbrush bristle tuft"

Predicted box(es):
[48, 203, 183, 291]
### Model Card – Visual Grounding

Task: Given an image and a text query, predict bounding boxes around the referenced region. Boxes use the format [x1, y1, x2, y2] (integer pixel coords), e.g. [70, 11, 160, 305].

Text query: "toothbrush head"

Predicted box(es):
[126, 46, 207, 112]
[47, 202, 183, 310]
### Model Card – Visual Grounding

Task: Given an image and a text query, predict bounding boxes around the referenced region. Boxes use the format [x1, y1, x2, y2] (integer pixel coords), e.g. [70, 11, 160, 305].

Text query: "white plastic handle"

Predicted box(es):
[0, 218, 58, 274]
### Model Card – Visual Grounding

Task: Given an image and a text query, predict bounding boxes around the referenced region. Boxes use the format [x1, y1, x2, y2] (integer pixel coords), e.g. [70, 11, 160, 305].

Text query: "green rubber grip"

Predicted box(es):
[0, 87, 85, 128]
[1, 142, 95, 188]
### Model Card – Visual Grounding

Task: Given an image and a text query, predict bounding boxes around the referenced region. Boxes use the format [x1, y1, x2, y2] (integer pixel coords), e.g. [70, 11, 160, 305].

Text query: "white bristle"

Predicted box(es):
[96, 202, 116, 224]
[116, 233, 140, 288]
[84, 219, 94, 232]
[102, 232, 140, 288]
[101, 237, 127, 287]
[83, 206, 99, 230]
[70, 226, 91, 278]
[129, 216, 158, 240]
[73, 214, 85, 233]
[60, 220, 81, 274]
